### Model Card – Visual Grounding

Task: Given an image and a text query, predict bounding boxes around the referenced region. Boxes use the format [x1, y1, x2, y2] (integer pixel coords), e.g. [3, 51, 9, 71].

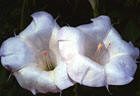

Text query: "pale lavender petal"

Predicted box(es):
[0, 37, 37, 72]
[103, 27, 138, 85]
[20, 11, 56, 51]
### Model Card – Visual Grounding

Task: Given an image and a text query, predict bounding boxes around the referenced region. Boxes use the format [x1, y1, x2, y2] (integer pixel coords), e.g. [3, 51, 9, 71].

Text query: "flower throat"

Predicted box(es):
[42, 50, 55, 71]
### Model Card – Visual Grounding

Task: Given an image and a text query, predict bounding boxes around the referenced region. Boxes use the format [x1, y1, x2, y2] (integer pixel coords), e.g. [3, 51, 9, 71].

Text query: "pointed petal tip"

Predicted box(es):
[105, 84, 111, 94]
[91, 15, 111, 22]
[31, 11, 51, 18]
[31, 11, 54, 25]
[128, 41, 140, 58]
[31, 89, 37, 95]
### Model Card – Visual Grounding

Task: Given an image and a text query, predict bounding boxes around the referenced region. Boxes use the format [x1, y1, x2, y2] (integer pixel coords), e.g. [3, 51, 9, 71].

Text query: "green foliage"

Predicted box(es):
[0, 0, 140, 96]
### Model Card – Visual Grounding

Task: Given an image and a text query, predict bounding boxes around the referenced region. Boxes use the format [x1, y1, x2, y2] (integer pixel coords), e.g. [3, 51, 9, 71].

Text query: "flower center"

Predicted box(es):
[93, 43, 110, 65]
[41, 50, 55, 71]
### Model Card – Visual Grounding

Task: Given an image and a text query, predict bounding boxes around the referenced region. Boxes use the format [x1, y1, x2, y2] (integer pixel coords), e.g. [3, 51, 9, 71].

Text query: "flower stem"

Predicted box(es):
[89, 0, 99, 17]
[20, 0, 26, 30]
[73, 84, 78, 96]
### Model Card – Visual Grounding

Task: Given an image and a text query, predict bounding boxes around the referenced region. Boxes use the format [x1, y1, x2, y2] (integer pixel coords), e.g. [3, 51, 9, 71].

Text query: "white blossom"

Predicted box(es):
[58, 16, 139, 87]
[0, 11, 74, 95]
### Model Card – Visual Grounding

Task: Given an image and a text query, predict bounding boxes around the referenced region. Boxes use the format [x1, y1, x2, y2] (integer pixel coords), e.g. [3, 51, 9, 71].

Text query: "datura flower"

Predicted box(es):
[0, 11, 139, 95]
[0, 12, 74, 95]
[58, 16, 139, 87]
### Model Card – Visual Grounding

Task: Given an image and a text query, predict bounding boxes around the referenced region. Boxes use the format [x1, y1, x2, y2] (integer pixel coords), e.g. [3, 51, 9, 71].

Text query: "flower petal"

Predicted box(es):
[105, 55, 137, 85]
[77, 15, 111, 44]
[76, 16, 112, 58]
[0, 37, 37, 72]
[53, 62, 75, 90]
[13, 67, 59, 94]
[19, 11, 56, 51]
[103, 28, 139, 59]
[103, 27, 138, 85]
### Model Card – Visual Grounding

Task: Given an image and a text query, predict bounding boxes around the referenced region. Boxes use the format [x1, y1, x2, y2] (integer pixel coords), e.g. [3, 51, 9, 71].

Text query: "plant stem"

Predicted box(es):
[20, 0, 26, 30]
[73, 84, 78, 96]
[89, 0, 99, 17]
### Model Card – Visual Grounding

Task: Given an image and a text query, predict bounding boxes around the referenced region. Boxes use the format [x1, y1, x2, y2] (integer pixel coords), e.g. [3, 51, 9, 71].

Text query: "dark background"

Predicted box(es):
[0, 0, 140, 96]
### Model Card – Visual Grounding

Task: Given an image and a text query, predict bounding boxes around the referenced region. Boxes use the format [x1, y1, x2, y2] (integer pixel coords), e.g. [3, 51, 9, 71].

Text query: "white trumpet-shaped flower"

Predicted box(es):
[58, 16, 139, 87]
[0, 11, 74, 95]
